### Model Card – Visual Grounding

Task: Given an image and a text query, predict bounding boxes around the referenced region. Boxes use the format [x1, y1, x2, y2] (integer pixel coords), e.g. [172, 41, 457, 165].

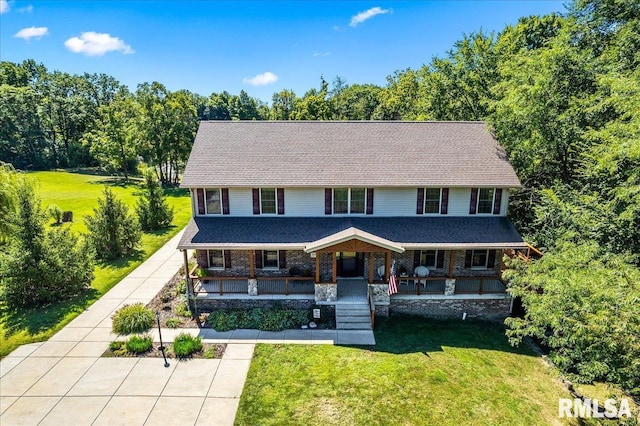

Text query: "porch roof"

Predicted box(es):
[303, 227, 405, 253]
[177, 216, 526, 250]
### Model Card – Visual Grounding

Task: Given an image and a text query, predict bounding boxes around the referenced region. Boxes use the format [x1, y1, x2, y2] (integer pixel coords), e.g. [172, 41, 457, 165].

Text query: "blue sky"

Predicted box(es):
[1, 1, 566, 102]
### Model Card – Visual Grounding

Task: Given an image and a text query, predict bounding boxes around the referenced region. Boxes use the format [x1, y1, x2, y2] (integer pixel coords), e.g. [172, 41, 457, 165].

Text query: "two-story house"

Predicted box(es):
[177, 121, 526, 323]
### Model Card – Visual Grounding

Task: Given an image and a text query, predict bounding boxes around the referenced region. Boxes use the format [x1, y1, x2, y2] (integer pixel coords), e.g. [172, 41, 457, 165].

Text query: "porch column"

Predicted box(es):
[182, 249, 195, 312]
[449, 250, 455, 278]
[331, 252, 337, 283]
[315, 254, 320, 283]
[368, 252, 374, 283]
[384, 251, 391, 282]
[249, 249, 255, 278]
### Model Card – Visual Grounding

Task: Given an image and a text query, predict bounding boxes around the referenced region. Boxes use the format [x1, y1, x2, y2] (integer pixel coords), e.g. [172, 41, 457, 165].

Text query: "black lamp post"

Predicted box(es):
[156, 311, 170, 368]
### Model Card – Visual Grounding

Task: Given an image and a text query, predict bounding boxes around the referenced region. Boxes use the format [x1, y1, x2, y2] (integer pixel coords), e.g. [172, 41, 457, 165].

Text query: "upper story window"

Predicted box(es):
[424, 188, 441, 214]
[206, 189, 221, 214]
[477, 188, 495, 214]
[470, 188, 502, 215]
[333, 188, 366, 214]
[260, 188, 276, 214]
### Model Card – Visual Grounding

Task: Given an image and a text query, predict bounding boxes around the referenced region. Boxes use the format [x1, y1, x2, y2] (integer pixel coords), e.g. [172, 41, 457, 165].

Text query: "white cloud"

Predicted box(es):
[64, 32, 134, 56]
[242, 71, 278, 86]
[14, 26, 48, 40]
[349, 6, 391, 27]
[0, 0, 9, 14]
[313, 52, 331, 57]
[18, 4, 34, 13]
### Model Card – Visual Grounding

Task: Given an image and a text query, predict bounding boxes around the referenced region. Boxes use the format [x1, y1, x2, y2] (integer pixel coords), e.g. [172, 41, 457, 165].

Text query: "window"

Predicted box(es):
[260, 188, 276, 214]
[471, 250, 489, 268]
[205, 189, 221, 214]
[477, 188, 495, 214]
[350, 188, 365, 214]
[208, 249, 224, 269]
[333, 188, 367, 214]
[420, 250, 438, 268]
[424, 188, 441, 214]
[263, 250, 279, 269]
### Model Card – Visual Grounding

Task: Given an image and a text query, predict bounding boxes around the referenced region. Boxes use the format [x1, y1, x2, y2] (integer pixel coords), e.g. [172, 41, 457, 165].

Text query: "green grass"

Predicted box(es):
[236, 317, 580, 426]
[0, 170, 191, 358]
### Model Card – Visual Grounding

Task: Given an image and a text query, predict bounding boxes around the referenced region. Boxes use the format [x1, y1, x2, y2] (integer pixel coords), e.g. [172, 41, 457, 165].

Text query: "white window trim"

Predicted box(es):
[470, 249, 489, 269]
[204, 188, 223, 215]
[260, 188, 277, 215]
[332, 188, 367, 215]
[419, 250, 439, 268]
[475, 188, 496, 215]
[207, 249, 225, 270]
[423, 188, 442, 215]
[262, 250, 280, 270]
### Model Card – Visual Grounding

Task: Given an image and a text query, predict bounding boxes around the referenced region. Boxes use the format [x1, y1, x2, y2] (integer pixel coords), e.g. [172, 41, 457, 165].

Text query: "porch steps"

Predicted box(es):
[335, 303, 372, 330]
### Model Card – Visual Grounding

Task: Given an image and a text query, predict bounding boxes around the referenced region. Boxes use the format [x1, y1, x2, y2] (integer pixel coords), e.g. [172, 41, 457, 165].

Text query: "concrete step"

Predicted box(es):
[338, 315, 371, 323]
[337, 321, 372, 330]
[336, 304, 370, 312]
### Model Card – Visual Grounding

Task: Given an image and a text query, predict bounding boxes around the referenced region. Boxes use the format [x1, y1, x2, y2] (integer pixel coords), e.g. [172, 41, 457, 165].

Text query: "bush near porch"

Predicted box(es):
[236, 317, 588, 426]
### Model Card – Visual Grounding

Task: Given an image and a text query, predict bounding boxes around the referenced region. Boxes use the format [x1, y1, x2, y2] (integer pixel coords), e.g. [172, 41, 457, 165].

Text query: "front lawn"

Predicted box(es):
[236, 317, 577, 425]
[0, 170, 191, 357]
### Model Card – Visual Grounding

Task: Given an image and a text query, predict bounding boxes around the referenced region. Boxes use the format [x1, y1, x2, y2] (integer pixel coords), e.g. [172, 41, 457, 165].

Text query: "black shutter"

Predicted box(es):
[440, 188, 449, 214]
[487, 250, 496, 269]
[469, 188, 478, 214]
[413, 251, 421, 268]
[196, 189, 205, 215]
[416, 188, 425, 214]
[493, 188, 502, 215]
[224, 250, 231, 269]
[325, 188, 332, 215]
[252, 188, 260, 215]
[366, 188, 374, 214]
[222, 188, 230, 215]
[436, 250, 445, 268]
[277, 188, 285, 215]
[255, 250, 263, 268]
[464, 250, 473, 268]
[279, 251, 287, 269]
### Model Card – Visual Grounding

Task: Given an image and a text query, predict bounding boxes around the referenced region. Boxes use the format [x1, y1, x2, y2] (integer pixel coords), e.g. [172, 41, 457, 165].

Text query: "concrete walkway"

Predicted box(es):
[1, 230, 375, 425]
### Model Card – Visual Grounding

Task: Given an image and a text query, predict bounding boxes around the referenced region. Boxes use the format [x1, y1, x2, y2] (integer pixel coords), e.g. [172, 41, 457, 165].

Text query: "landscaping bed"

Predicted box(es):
[103, 340, 225, 360]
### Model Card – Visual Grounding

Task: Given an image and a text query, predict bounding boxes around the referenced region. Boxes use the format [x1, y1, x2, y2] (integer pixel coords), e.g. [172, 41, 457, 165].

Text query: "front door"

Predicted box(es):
[337, 252, 364, 277]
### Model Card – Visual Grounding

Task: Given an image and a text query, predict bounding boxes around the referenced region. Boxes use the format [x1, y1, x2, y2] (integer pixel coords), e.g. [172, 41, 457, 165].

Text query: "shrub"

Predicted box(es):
[172, 333, 202, 358]
[48, 205, 62, 225]
[125, 334, 153, 353]
[136, 169, 174, 231]
[174, 279, 187, 297]
[109, 340, 128, 356]
[207, 308, 309, 332]
[85, 187, 141, 260]
[166, 317, 181, 328]
[175, 301, 191, 318]
[112, 303, 154, 334]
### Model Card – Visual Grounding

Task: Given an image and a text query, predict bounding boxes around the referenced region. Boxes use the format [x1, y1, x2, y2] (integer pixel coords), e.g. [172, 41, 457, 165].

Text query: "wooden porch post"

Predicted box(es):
[368, 252, 374, 283]
[449, 250, 455, 278]
[249, 249, 255, 278]
[331, 252, 337, 283]
[315, 253, 320, 283]
[182, 250, 195, 311]
[384, 251, 391, 282]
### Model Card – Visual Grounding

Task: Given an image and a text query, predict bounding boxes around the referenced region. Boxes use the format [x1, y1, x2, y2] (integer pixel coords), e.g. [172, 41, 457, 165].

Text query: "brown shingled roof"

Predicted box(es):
[180, 121, 521, 188]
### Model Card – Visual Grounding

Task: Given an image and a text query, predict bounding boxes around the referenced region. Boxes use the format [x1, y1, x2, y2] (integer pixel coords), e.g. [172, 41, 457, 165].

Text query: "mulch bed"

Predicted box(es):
[103, 342, 225, 359]
[146, 268, 206, 328]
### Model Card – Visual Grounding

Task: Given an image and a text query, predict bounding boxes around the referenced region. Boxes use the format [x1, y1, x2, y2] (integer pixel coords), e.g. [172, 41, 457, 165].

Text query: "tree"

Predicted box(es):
[136, 169, 174, 231]
[85, 188, 141, 260]
[270, 89, 297, 120]
[291, 77, 331, 120]
[329, 84, 382, 120]
[0, 162, 18, 241]
[504, 241, 640, 395]
[82, 93, 138, 180]
[0, 180, 94, 307]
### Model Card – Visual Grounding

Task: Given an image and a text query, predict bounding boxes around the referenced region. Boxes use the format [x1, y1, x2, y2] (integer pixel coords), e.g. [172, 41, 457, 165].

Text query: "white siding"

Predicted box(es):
[373, 187, 417, 216]
[447, 187, 471, 216]
[284, 188, 326, 216]
[190, 186, 511, 217]
[228, 188, 254, 216]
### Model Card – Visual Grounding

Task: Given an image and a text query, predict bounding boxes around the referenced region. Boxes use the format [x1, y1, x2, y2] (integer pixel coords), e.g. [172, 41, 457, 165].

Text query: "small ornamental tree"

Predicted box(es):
[85, 187, 141, 260]
[136, 169, 173, 231]
[0, 180, 94, 307]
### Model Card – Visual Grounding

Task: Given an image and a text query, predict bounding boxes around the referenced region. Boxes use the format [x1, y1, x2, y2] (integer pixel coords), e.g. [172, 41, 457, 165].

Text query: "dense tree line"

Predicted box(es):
[0, 0, 638, 394]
